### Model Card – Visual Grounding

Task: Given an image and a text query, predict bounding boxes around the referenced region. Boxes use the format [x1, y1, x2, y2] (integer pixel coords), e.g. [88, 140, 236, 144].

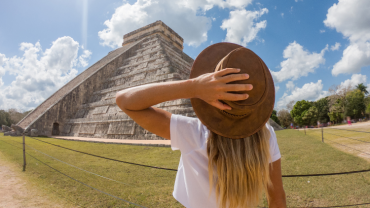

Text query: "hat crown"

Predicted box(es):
[189, 42, 275, 139]
[215, 48, 268, 116]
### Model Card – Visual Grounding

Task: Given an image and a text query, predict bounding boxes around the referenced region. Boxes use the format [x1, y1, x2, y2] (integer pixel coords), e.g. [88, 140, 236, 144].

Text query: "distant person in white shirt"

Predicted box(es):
[116, 43, 286, 208]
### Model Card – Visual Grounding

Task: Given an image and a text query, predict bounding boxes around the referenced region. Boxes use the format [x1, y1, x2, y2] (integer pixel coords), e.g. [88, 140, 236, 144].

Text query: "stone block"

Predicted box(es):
[2, 125, 12, 132]
[30, 129, 39, 137]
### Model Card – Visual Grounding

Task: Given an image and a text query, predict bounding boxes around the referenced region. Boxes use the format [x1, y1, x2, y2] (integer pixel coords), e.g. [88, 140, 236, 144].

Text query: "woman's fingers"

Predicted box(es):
[223, 84, 253, 92]
[211, 100, 232, 110]
[222, 93, 249, 101]
[216, 68, 240, 77]
[219, 73, 249, 83]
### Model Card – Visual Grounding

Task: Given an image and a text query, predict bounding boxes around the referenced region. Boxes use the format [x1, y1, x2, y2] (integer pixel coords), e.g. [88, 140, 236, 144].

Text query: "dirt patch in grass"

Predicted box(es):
[0, 151, 75, 208]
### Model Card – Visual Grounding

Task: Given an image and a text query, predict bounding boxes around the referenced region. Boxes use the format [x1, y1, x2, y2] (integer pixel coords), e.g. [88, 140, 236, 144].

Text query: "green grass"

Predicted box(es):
[0, 130, 370, 207]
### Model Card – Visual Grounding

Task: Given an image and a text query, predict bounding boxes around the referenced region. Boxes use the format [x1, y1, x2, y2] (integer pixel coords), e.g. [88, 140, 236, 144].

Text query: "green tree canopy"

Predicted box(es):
[356, 83, 369, 95]
[291, 100, 312, 126]
[302, 106, 318, 126]
[0, 110, 12, 127]
[313, 97, 330, 123]
[270, 109, 281, 125]
[277, 109, 293, 128]
[345, 89, 366, 118]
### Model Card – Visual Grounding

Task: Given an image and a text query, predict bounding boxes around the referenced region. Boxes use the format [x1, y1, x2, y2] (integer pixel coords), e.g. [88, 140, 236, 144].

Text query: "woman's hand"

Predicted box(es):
[191, 68, 253, 110]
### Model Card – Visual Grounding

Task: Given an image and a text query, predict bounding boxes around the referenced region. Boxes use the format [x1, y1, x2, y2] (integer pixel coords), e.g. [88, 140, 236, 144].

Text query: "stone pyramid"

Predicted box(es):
[18, 21, 194, 139]
[17, 20, 282, 139]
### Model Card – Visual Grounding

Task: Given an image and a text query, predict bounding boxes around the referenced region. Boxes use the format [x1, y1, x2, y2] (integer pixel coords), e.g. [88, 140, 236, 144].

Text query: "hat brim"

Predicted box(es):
[189, 42, 275, 139]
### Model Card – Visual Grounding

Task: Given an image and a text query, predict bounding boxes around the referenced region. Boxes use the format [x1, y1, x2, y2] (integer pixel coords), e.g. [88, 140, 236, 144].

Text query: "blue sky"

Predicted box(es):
[1, 0, 370, 111]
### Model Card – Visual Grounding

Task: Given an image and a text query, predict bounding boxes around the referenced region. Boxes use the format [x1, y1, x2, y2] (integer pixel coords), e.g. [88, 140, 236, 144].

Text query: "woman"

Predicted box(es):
[116, 43, 286, 208]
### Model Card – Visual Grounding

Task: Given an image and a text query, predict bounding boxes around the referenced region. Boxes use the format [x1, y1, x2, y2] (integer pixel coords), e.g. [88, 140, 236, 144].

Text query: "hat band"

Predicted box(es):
[220, 109, 248, 118]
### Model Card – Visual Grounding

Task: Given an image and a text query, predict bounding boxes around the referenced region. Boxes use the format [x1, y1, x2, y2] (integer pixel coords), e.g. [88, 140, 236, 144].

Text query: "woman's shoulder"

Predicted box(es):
[171, 114, 209, 153]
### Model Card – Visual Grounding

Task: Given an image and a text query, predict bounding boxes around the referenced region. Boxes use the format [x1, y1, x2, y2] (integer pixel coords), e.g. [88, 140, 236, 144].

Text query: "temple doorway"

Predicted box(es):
[52, 123, 60, 135]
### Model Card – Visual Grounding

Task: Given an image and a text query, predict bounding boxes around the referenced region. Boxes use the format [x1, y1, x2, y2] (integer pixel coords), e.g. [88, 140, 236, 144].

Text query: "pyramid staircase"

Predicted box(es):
[63, 34, 195, 139]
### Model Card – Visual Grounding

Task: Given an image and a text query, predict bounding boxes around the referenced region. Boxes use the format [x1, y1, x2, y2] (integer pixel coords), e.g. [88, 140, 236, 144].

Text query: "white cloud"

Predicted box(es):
[281, 13, 284, 18]
[330, 42, 341, 51]
[98, 0, 215, 48]
[339, 74, 367, 90]
[220, 8, 268, 46]
[276, 80, 329, 110]
[331, 42, 370, 76]
[271, 41, 328, 82]
[275, 85, 280, 92]
[0, 53, 7, 88]
[286, 81, 295, 91]
[180, 0, 253, 11]
[0, 37, 89, 110]
[324, 0, 370, 76]
[78, 49, 92, 67]
[320, 29, 325, 33]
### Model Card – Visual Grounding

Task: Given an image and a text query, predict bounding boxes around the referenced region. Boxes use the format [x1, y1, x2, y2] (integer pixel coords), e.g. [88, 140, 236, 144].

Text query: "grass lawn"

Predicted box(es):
[0, 129, 370, 207]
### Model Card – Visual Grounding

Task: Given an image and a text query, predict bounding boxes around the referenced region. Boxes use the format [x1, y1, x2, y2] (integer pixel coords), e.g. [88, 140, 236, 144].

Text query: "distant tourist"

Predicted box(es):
[347, 116, 352, 125]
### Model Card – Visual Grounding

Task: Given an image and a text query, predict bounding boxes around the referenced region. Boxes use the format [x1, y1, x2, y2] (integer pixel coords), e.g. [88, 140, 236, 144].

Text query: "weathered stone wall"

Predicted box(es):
[62, 33, 195, 139]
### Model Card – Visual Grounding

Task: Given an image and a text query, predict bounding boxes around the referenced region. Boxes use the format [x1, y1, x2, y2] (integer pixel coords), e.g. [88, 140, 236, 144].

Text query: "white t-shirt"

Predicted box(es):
[170, 114, 281, 208]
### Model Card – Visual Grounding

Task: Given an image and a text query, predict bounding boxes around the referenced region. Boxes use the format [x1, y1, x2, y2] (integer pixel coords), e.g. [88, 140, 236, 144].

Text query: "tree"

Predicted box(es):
[277, 109, 293, 128]
[290, 100, 312, 126]
[345, 89, 366, 119]
[0, 110, 12, 127]
[270, 110, 281, 125]
[327, 84, 352, 123]
[366, 103, 370, 116]
[302, 106, 318, 126]
[314, 97, 330, 123]
[0, 109, 33, 128]
[356, 83, 368, 95]
[328, 99, 344, 124]
[286, 100, 295, 111]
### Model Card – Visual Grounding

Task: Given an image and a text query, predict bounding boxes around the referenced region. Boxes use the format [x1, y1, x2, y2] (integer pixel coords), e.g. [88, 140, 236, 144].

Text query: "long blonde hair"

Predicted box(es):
[207, 125, 272, 208]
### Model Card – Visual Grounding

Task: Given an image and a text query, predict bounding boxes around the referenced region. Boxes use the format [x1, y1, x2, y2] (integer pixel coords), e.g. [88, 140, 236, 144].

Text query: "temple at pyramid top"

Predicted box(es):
[122, 20, 184, 50]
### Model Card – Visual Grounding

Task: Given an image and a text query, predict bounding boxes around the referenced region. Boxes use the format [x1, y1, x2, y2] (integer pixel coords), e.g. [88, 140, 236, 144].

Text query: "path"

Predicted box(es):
[0, 153, 70, 208]
[53, 136, 171, 147]
[311, 121, 370, 162]
[326, 120, 370, 129]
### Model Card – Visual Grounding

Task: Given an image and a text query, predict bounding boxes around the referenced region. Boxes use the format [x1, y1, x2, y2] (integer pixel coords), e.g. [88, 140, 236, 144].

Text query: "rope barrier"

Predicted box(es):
[323, 137, 370, 157]
[0, 139, 146, 208]
[329, 128, 370, 134]
[27, 136, 178, 171]
[324, 131, 370, 144]
[306, 202, 370, 207]
[23, 137, 370, 177]
[24, 143, 132, 186]
[26, 153, 147, 208]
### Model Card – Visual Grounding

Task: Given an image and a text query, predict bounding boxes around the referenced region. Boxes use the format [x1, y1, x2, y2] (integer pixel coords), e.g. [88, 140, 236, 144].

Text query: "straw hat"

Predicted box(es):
[190, 42, 275, 139]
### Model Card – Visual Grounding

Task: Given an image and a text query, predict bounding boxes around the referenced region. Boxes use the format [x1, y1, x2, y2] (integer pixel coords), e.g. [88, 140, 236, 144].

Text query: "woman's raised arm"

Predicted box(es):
[115, 68, 251, 139]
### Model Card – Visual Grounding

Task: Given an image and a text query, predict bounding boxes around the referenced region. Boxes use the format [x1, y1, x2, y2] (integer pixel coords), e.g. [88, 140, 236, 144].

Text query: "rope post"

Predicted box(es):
[321, 127, 324, 143]
[23, 133, 26, 171]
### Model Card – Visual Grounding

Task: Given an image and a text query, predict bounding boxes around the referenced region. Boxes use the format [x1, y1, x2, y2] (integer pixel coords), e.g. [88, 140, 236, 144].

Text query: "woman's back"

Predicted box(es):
[170, 114, 281, 208]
